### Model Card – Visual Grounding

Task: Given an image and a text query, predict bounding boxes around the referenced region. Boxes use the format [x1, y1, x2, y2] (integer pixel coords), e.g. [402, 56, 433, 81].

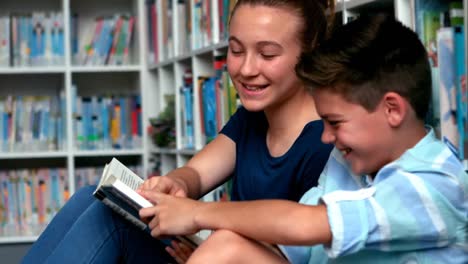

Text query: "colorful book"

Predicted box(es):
[437, 27, 460, 157]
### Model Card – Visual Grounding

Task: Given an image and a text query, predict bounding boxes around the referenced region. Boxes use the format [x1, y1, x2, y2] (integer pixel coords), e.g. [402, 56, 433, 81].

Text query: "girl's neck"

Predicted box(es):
[264, 90, 320, 157]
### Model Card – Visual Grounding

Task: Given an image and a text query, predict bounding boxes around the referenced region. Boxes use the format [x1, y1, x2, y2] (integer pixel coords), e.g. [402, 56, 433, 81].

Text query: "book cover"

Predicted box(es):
[453, 26, 466, 159]
[93, 158, 203, 246]
[0, 17, 10, 67]
[437, 27, 460, 157]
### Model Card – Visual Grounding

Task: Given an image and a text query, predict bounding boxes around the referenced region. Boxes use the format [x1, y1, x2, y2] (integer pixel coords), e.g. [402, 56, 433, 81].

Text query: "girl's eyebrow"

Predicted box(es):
[228, 36, 241, 43]
[257, 41, 282, 50]
[229, 37, 282, 51]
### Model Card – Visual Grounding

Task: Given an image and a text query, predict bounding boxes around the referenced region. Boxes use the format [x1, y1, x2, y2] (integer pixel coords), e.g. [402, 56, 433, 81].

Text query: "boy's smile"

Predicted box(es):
[312, 89, 394, 176]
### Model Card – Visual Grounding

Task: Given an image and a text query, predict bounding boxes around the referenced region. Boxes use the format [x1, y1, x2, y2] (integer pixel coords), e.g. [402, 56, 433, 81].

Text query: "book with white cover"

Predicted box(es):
[93, 157, 203, 248]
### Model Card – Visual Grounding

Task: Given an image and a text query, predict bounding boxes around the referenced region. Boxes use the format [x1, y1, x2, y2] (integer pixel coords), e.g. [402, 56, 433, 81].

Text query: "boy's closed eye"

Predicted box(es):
[326, 120, 341, 127]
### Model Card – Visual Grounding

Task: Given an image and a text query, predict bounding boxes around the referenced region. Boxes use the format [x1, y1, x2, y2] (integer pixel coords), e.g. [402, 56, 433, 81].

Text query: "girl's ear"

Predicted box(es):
[382, 92, 407, 127]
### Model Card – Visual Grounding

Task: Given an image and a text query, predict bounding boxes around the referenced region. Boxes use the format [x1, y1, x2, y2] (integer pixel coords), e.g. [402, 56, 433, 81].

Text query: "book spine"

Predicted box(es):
[96, 195, 147, 230]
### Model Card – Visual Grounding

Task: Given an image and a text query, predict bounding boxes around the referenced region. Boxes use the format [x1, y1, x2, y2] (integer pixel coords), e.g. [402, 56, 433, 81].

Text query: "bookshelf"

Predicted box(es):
[0, 0, 466, 246]
[0, 0, 148, 244]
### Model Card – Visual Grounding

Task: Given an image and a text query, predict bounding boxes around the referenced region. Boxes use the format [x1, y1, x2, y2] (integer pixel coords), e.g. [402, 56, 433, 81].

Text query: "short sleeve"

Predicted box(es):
[219, 106, 246, 143]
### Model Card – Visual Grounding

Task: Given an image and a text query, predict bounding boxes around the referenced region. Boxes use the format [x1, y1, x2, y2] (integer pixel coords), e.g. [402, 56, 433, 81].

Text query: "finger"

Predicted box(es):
[153, 178, 173, 194]
[148, 213, 159, 229]
[137, 180, 150, 192]
[139, 206, 157, 218]
[174, 189, 187, 198]
[149, 219, 161, 238]
[177, 241, 194, 257]
[139, 190, 164, 204]
[167, 243, 188, 264]
[137, 180, 155, 195]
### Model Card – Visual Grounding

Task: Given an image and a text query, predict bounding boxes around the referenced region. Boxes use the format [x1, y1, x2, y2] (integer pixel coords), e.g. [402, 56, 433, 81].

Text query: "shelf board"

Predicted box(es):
[178, 149, 198, 155]
[74, 149, 144, 157]
[150, 148, 198, 155]
[71, 65, 141, 73]
[0, 236, 38, 244]
[0, 67, 66, 74]
[149, 41, 229, 70]
[151, 147, 178, 154]
[0, 151, 68, 159]
[336, 0, 393, 12]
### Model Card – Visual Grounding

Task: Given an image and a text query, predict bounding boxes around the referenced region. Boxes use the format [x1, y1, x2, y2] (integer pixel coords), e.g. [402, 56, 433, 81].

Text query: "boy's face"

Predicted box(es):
[313, 89, 393, 176]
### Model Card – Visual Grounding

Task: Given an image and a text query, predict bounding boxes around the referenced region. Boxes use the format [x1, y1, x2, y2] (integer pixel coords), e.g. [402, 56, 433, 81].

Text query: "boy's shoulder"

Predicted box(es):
[400, 129, 465, 175]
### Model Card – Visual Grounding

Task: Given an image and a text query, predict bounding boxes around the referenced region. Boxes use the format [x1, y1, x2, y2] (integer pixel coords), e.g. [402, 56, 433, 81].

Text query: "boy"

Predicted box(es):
[140, 14, 467, 263]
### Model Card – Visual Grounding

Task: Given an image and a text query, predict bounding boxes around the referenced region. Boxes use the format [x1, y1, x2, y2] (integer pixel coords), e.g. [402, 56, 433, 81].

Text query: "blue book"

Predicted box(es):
[182, 85, 194, 149]
[454, 26, 466, 159]
[437, 27, 460, 158]
[101, 97, 111, 149]
[135, 95, 142, 137]
[119, 97, 128, 148]
[81, 97, 92, 150]
[39, 101, 50, 149]
[50, 169, 60, 213]
[58, 91, 67, 150]
[51, 12, 65, 65]
[0, 102, 4, 151]
[14, 96, 23, 149]
[95, 17, 115, 65]
[202, 77, 217, 143]
[71, 13, 79, 58]
[48, 96, 58, 150]
[3, 103, 11, 151]
[17, 172, 25, 228]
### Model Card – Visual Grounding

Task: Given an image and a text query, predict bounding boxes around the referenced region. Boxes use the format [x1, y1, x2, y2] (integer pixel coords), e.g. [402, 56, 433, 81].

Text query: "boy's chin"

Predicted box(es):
[350, 163, 369, 176]
[351, 164, 378, 178]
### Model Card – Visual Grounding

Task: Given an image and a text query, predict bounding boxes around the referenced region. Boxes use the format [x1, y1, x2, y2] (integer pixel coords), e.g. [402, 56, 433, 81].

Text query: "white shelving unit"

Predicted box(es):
[0, 0, 466, 245]
[0, 0, 149, 244]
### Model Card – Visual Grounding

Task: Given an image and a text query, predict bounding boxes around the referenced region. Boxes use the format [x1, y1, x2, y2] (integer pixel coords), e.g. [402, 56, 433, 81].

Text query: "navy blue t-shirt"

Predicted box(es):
[220, 107, 333, 202]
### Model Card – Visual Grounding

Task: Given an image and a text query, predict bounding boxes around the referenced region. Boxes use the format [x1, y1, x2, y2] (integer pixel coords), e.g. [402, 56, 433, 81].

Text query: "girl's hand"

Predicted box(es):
[139, 191, 202, 238]
[138, 176, 187, 198]
[165, 240, 195, 264]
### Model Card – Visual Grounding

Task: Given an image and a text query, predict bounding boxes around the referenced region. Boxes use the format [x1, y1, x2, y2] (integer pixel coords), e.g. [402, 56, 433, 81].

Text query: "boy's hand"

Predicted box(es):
[139, 191, 201, 238]
[165, 240, 194, 264]
[138, 176, 187, 198]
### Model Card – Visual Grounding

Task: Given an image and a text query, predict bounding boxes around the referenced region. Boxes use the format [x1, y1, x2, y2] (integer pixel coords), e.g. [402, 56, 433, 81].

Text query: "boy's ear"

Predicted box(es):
[382, 92, 407, 127]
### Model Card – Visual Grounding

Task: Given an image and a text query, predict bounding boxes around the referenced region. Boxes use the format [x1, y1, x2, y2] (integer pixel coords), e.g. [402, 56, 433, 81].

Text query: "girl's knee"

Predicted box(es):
[72, 185, 96, 199]
[188, 230, 249, 264]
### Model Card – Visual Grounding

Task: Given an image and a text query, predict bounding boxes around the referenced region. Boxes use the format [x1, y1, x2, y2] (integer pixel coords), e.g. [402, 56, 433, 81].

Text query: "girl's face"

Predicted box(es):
[227, 5, 304, 112]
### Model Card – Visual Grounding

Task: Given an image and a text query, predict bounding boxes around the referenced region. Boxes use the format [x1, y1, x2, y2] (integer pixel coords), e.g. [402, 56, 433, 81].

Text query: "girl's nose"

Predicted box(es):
[239, 54, 259, 77]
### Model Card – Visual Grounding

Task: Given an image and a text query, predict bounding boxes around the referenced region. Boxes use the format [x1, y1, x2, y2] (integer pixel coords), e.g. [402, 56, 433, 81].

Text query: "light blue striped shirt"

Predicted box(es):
[280, 129, 468, 263]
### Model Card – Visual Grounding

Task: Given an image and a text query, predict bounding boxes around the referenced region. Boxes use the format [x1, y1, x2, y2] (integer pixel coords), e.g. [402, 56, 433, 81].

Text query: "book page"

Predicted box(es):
[108, 158, 144, 190]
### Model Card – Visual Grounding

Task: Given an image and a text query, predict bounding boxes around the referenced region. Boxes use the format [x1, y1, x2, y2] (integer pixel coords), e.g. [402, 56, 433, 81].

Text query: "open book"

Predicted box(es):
[93, 157, 203, 248]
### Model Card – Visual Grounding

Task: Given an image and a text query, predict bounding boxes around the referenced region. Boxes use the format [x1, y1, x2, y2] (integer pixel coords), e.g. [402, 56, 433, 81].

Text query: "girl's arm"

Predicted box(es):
[140, 134, 236, 199]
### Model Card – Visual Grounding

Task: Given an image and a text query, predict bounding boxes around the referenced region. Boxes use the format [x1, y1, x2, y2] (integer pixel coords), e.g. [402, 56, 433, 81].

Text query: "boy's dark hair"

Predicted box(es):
[296, 14, 431, 120]
[230, 0, 335, 53]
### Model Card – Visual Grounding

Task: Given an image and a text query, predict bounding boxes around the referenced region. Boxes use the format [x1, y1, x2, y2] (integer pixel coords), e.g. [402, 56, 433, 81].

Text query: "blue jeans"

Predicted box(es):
[21, 186, 175, 263]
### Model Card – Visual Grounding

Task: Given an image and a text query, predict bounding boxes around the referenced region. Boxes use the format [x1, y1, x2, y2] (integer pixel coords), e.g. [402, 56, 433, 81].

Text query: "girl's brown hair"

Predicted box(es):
[230, 0, 335, 53]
